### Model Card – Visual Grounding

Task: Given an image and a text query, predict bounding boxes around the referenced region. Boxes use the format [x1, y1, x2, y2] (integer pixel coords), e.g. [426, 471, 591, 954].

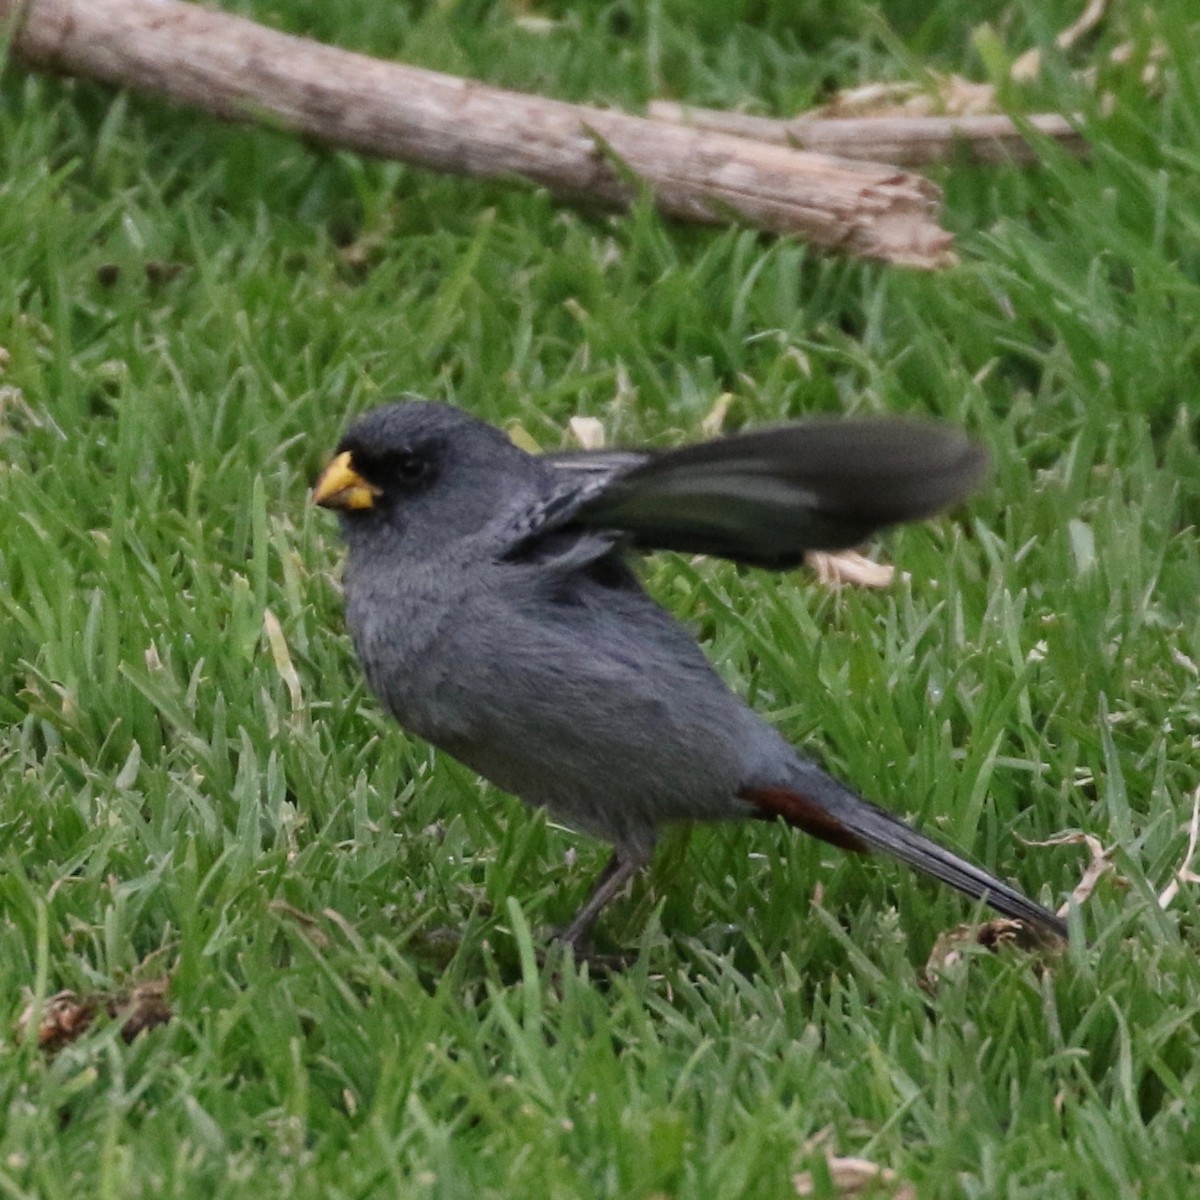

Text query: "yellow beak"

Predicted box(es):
[312, 451, 380, 511]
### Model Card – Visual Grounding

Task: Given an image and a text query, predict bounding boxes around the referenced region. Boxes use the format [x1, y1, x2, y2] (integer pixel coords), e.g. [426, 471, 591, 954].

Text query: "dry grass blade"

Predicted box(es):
[1020, 830, 1121, 913]
[1013, 0, 1110, 81]
[808, 550, 899, 589]
[794, 1155, 916, 1199]
[1158, 786, 1200, 909]
[700, 392, 735, 437]
[1058, 0, 1110, 52]
[568, 416, 605, 451]
[263, 608, 303, 714]
[269, 899, 332, 948]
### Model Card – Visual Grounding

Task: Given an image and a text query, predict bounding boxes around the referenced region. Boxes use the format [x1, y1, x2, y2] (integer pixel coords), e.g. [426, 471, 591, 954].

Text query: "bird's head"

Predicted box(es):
[312, 398, 540, 548]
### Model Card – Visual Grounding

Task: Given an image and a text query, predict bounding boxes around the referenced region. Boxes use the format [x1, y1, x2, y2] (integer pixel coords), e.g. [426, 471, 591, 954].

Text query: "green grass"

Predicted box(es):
[2, 0, 1199, 1195]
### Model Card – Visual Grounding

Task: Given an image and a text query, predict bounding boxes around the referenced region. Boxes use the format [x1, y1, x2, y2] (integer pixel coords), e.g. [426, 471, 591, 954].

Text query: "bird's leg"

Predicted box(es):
[555, 847, 645, 953]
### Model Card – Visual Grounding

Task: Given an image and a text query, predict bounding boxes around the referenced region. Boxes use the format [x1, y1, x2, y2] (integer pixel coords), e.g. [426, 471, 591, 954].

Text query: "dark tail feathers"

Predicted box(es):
[743, 760, 1067, 940]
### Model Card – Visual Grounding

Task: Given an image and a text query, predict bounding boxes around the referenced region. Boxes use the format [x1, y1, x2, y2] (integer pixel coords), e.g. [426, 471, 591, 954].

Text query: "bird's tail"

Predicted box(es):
[742, 758, 1067, 939]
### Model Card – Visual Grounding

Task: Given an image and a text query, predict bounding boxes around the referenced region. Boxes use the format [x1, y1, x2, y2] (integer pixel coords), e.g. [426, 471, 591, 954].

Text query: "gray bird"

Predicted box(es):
[312, 399, 1067, 949]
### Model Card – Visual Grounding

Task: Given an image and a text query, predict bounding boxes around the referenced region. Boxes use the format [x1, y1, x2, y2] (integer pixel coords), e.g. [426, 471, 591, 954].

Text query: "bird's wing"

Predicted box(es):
[540, 449, 650, 476]
[511, 418, 988, 570]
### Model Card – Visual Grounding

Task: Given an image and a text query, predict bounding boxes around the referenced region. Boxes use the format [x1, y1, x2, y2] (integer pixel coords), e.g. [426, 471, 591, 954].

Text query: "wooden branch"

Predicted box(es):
[649, 102, 1087, 166]
[0, 0, 954, 267]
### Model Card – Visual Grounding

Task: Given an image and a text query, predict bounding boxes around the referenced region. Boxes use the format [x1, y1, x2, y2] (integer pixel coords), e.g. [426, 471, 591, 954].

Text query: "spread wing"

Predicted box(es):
[511, 417, 988, 571]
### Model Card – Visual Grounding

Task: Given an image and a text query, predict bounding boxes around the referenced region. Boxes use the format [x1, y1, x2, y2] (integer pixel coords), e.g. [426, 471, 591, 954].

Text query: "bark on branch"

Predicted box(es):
[649, 103, 1087, 166]
[0, 0, 954, 267]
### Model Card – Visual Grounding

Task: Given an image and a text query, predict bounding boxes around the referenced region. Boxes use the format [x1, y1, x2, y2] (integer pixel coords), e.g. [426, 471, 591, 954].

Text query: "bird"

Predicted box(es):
[312, 398, 1067, 950]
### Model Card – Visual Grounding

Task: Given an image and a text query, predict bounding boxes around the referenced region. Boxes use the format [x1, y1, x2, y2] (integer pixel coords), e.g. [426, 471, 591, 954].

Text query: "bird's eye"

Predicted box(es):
[394, 454, 428, 484]
[343, 443, 437, 495]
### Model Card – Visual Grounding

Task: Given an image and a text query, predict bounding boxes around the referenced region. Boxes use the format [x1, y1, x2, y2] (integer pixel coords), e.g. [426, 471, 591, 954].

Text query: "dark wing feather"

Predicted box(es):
[561, 418, 989, 569]
[541, 449, 651, 476]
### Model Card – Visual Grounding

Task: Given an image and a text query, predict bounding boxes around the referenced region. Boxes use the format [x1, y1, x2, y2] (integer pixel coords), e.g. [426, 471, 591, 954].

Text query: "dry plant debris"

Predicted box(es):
[1012, 0, 1110, 81]
[794, 1155, 916, 1199]
[810, 75, 1001, 120]
[1157, 786, 1200, 910]
[922, 918, 1054, 987]
[16, 979, 171, 1052]
[567, 416, 606, 450]
[1021, 829, 1123, 914]
[807, 550, 899, 590]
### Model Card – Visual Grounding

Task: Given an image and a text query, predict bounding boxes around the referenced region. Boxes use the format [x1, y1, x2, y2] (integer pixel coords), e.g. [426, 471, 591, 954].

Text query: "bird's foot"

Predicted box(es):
[543, 931, 639, 974]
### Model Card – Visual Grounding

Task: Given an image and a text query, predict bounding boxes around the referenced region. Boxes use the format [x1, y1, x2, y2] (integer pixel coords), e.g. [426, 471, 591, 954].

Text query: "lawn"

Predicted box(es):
[1, 1, 1198, 1196]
